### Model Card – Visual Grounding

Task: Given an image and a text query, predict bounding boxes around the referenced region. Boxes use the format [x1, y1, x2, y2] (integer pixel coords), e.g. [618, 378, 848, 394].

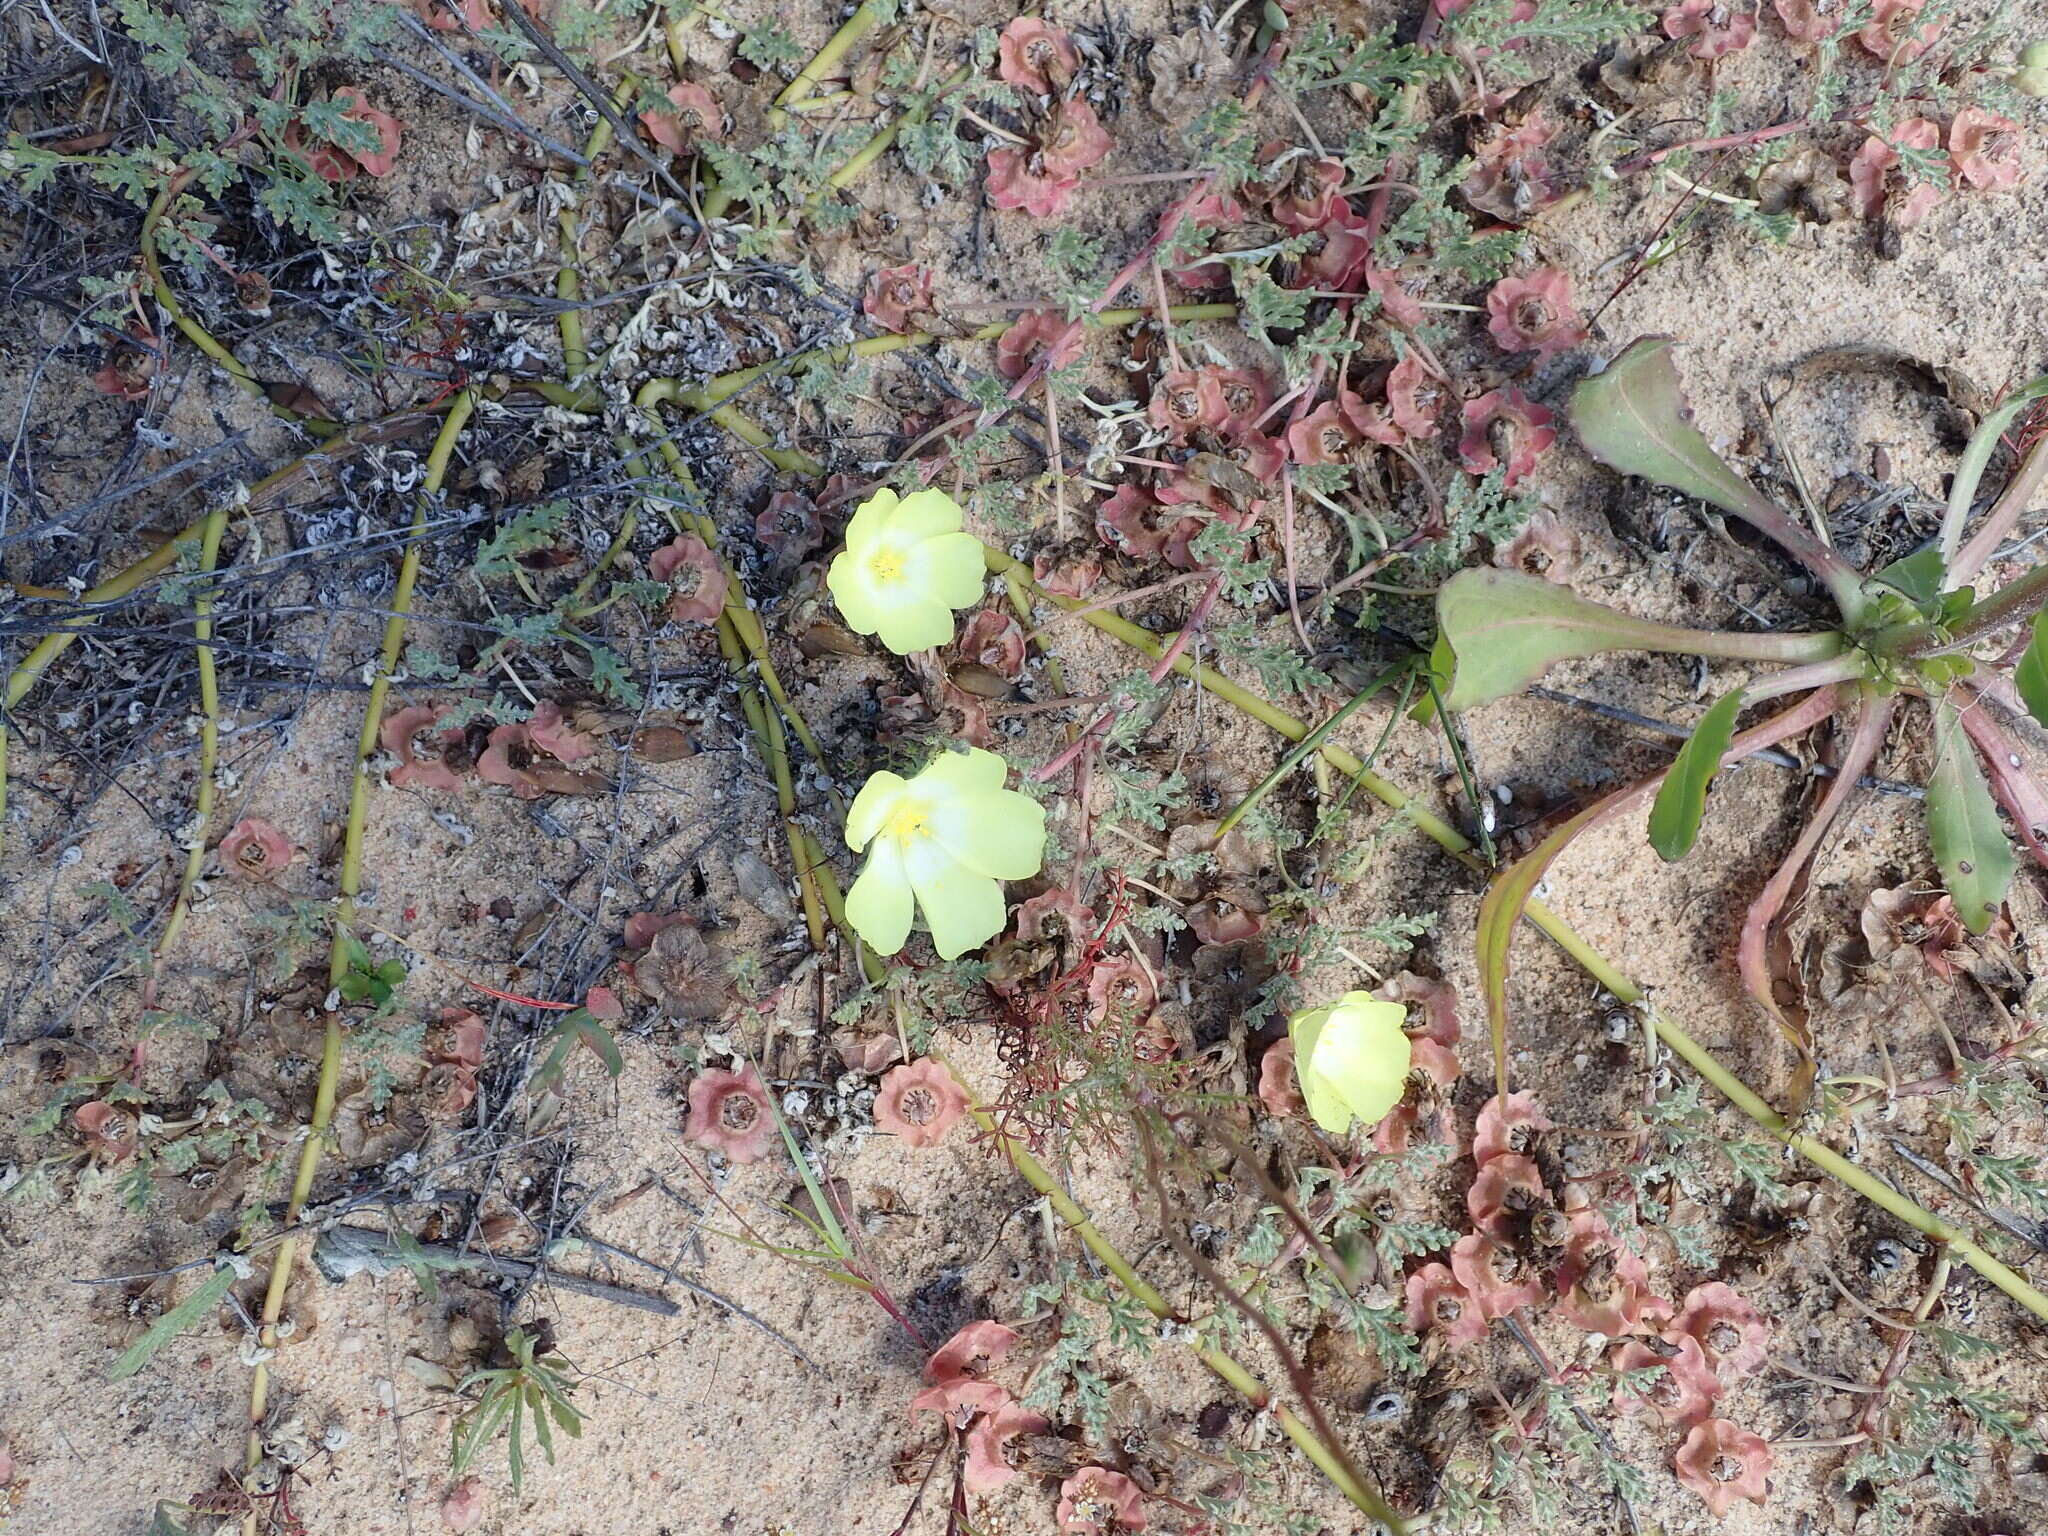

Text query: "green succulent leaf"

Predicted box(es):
[1438, 568, 1729, 710]
[1648, 688, 1747, 862]
[1926, 698, 2016, 935]
[1568, 336, 1773, 523]
[2015, 611, 2048, 729]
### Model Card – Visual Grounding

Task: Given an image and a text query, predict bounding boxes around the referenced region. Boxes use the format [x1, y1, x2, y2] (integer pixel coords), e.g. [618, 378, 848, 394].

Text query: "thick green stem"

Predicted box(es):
[768, 0, 887, 129]
[980, 541, 2048, 1326]
[1939, 559, 2048, 652]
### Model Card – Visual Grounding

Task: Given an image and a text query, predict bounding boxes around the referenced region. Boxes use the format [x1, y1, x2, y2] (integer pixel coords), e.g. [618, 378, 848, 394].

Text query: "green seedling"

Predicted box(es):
[1436, 335, 2048, 1096]
[449, 1325, 583, 1497]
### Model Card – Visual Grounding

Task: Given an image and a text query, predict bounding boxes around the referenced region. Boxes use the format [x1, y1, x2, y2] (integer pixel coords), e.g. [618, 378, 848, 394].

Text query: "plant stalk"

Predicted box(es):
[242, 392, 474, 1520]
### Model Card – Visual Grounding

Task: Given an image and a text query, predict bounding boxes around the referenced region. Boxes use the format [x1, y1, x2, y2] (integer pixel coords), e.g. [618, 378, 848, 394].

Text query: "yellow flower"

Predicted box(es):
[844, 748, 1046, 960]
[1288, 992, 1412, 1136]
[827, 487, 986, 653]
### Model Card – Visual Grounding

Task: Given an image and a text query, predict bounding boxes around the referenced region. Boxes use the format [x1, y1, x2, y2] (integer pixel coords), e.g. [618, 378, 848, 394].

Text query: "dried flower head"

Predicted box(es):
[1857, 0, 1944, 62]
[1662, 0, 1757, 57]
[909, 1376, 1009, 1429]
[637, 919, 729, 1020]
[525, 700, 596, 764]
[954, 608, 1027, 683]
[1365, 263, 1427, 328]
[965, 1399, 1049, 1492]
[1257, 1038, 1306, 1117]
[649, 534, 729, 625]
[74, 1100, 138, 1162]
[996, 310, 1083, 380]
[863, 263, 935, 334]
[1673, 1417, 1772, 1516]
[477, 722, 544, 799]
[1057, 1466, 1148, 1533]
[874, 1058, 970, 1148]
[927, 1319, 1018, 1383]
[621, 909, 692, 951]
[1949, 107, 2024, 191]
[1669, 1281, 1769, 1379]
[1462, 111, 1557, 220]
[1294, 204, 1371, 292]
[1266, 151, 1347, 233]
[1036, 98, 1112, 180]
[844, 748, 1046, 959]
[684, 1066, 775, 1163]
[827, 487, 984, 655]
[1494, 507, 1582, 582]
[1848, 119, 1946, 226]
[640, 81, 724, 151]
[1614, 1335, 1722, 1427]
[93, 327, 157, 399]
[1458, 387, 1557, 488]
[1485, 268, 1588, 361]
[1772, 0, 1836, 41]
[1405, 1261, 1488, 1346]
[1449, 1231, 1548, 1320]
[1555, 1211, 1663, 1337]
[220, 818, 293, 880]
[997, 16, 1080, 95]
[1286, 401, 1365, 466]
[1472, 1091, 1554, 1165]
[1385, 354, 1448, 441]
[1466, 1152, 1545, 1240]
[382, 703, 466, 790]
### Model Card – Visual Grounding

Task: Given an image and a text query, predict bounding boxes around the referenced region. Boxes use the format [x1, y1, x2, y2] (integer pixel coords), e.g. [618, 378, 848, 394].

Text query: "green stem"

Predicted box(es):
[768, 0, 887, 129]
[1219, 659, 1415, 835]
[1940, 558, 2048, 652]
[245, 393, 474, 1502]
[976, 541, 2048, 1327]
[151, 500, 229, 966]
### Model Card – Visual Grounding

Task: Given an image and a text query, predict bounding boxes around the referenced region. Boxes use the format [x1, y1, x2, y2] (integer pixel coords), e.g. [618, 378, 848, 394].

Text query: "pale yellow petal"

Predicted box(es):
[919, 746, 1007, 797]
[846, 839, 915, 956]
[845, 771, 909, 852]
[827, 550, 890, 638]
[903, 530, 988, 610]
[874, 597, 957, 654]
[1288, 1006, 1353, 1134]
[903, 839, 1006, 960]
[1308, 993, 1412, 1128]
[841, 488, 901, 557]
[931, 789, 1045, 880]
[887, 488, 966, 539]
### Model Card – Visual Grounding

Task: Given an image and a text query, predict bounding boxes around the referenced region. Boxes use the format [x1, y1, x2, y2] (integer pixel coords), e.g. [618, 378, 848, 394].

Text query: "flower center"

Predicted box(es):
[1513, 296, 1554, 335]
[719, 1092, 759, 1132]
[885, 799, 934, 843]
[1433, 1295, 1463, 1325]
[1706, 1319, 1740, 1353]
[899, 1086, 938, 1126]
[1711, 1454, 1741, 1484]
[867, 544, 909, 584]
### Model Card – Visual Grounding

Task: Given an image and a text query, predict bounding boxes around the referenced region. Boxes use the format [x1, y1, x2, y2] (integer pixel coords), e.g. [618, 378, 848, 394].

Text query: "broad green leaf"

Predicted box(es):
[1648, 688, 1747, 861]
[2016, 611, 2048, 729]
[1438, 568, 1743, 711]
[109, 1263, 237, 1381]
[1871, 544, 1946, 609]
[1569, 336, 1773, 524]
[1926, 698, 2016, 935]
